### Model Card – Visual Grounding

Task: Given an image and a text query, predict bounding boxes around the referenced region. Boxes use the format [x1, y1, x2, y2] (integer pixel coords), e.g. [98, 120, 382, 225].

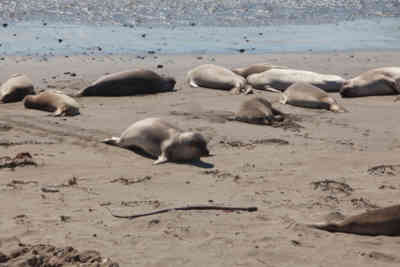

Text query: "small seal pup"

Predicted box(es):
[233, 97, 284, 125]
[102, 118, 210, 165]
[232, 63, 287, 78]
[23, 90, 80, 116]
[186, 64, 251, 94]
[281, 82, 346, 112]
[247, 68, 345, 93]
[340, 67, 400, 97]
[309, 204, 400, 236]
[0, 74, 35, 103]
[76, 69, 176, 96]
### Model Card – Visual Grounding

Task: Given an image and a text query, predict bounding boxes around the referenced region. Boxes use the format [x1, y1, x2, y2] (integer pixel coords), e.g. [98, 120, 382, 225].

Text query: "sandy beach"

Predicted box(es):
[0, 51, 400, 266]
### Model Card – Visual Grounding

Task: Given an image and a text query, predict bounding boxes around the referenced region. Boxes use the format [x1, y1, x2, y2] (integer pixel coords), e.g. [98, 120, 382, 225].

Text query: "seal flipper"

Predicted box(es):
[153, 153, 168, 165]
[101, 137, 121, 146]
[308, 222, 339, 233]
[263, 85, 282, 93]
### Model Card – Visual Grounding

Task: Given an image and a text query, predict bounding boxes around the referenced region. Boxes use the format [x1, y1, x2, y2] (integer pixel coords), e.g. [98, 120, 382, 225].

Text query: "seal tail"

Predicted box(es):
[101, 137, 121, 146]
[307, 222, 338, 233]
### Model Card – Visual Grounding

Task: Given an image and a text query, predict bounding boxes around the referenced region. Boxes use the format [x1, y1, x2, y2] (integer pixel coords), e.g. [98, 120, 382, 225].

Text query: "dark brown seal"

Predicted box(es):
[76, 69, 176, 96]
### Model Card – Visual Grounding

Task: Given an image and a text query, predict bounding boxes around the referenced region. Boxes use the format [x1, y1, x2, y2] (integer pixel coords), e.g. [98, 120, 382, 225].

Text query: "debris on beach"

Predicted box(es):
[0, 152, 37, 170]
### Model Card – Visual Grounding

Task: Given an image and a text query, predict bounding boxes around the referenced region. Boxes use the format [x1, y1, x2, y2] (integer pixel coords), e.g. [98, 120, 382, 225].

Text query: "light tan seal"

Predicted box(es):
[232, 63, 287, 78]
[247, 68, 345, 93]
[340, 67, 400, 97]
[186, 64, 251, 94]
[102, 117, 210, 165]
[76, 69, 176, 96]
[233, 97, 284, 125]
[281, 82, 346, 112]
[0, 74, 35, 103]
[23, 90, 80, 116]
[309, 204, 400, 236]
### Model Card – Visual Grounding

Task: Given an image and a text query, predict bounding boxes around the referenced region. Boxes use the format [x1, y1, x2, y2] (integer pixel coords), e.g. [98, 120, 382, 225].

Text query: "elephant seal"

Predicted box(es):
[0, 74, 35, 103]
[23, 90, 80, 116]
[309, 204, 400, 236]
[247, 68, 345, 93]
[232, 63, 287, 78]
[102, 117, 210, 165]
[76, 69, 176, 96]
[281, 82, 346, 112]
[186, 64, 251, 94]
[233, 97, 284, 125]
[340, 67, 400, 97]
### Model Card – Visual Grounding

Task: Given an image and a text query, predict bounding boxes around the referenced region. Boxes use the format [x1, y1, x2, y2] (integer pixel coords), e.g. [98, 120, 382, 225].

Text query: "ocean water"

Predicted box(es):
[0, 0, 400, 55]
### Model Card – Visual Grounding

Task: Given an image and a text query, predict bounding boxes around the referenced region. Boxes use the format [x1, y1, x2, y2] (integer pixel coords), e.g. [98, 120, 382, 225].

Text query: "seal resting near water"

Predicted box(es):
[0, 74, 35, 103]
[232, 63, 287, 78]
[309, 204, 400, 236]
[281, 82, 346, 112]
[247, 68, 345, 93]
[186, 64, 251, 94]
[233, 97, 284, 125]
[23, 90, 80, 116]
[76, 69, 176, 96]
[340, 67, 400, 97]
[102, 118, 210, 165]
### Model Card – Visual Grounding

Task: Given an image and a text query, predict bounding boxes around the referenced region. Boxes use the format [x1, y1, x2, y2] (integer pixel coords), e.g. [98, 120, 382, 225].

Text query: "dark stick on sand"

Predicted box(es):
[105, 205, 258, 220]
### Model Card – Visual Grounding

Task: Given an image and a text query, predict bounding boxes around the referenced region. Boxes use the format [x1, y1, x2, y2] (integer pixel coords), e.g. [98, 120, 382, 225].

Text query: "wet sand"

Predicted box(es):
[1, 51, 400, 266]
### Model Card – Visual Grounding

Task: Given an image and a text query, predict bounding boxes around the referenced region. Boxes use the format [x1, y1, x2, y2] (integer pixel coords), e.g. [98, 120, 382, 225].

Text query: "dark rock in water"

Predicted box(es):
[58, 38, 63, 43]
[157, 64, 163, 69]
[2, 23, 7, 28]
[239, 49, 246, 53]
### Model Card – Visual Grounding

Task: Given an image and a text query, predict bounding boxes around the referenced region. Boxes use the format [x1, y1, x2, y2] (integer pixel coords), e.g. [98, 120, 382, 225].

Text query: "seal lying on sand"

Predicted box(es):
[233, 97, 284, 125]
[24, 90, 80, 116]
[340, 67, 400, 97]
[232, 63, 287, 78]
[186, 64, 251, 94]
[309, 204, 400, 236]
[281, 82, 346, 112]
[247, 68, 345, 93]
[76, 69, 176, 96]
[0, 74, 35, 103]
[102, 118, 210, 165]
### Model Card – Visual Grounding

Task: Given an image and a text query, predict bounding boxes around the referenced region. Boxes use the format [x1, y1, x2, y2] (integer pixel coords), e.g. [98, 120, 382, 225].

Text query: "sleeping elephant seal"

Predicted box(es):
[24, 90, 80, 116]
[0, 74, 35, 103]
[232, 63, 287, 78]
[102, 118, 210, 165]
[233, 97, 284, 125]
[340, 67, 400, 97]
[76, 69, 176, 96]
[186, 64, 251, 94]
[281, 82, 346, 112]
[247, 68, 345, 93]
[309, 204, 400, 236]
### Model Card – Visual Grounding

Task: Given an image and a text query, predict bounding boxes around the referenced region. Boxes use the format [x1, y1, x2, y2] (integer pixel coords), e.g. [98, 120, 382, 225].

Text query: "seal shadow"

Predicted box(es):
[123, 145, 214, 169]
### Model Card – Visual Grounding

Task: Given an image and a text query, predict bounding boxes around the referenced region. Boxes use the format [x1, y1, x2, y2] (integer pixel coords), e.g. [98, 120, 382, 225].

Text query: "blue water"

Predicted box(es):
[1, 18, 400, 56]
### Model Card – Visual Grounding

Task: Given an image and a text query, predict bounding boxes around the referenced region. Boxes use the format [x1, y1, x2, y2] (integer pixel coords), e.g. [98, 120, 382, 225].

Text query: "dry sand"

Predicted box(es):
[0, 51, 400, 266]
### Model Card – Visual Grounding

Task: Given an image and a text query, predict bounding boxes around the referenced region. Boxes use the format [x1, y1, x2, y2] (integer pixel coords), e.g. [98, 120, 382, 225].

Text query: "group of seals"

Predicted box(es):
[102, 117, 210, 165]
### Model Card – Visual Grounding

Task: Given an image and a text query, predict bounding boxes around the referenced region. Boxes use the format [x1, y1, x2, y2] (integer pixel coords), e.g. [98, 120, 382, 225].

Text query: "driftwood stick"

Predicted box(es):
[105, 205, 258, 220]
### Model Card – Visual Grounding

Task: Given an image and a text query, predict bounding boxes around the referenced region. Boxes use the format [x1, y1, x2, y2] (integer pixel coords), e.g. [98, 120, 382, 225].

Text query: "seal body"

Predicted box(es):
[186, 64, 250, 94]
[76, 69, 176, 96]
[232, 63, 287, 78]
[234, 97, 283, 125]
[247, 69, 345, 93]
[23, 90, 80, 116]
[0, 74, 35, 103]
[309, 205, 400, 236]
[281, 82, 346, 112]
[102, 118, 210, 164]
[340, 67, 400, 97]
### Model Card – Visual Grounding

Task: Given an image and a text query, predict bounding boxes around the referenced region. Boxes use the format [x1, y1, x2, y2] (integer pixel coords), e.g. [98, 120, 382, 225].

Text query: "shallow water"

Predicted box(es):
[1, 17, 400, 56]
